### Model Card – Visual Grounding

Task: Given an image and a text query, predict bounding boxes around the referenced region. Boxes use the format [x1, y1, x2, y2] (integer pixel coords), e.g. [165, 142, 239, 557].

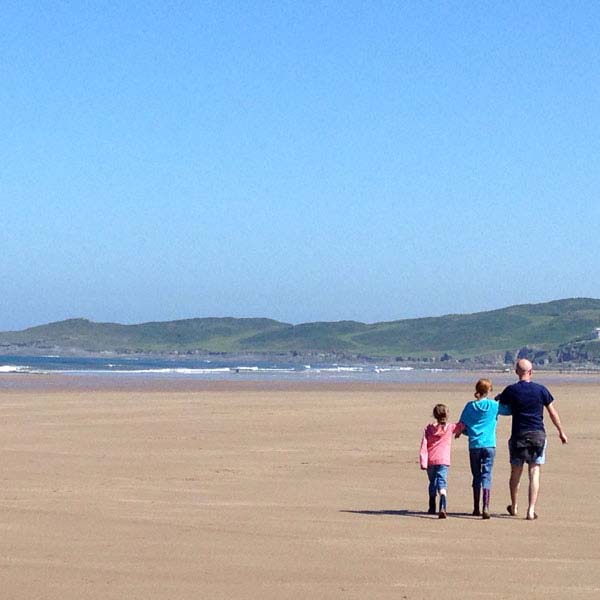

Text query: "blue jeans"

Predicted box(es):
[427, 465, 449, 496]
[469, 447, 496, 489]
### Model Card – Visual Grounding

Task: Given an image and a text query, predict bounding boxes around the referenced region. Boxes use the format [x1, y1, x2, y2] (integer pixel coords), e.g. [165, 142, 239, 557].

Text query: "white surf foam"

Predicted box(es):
[0, 365, 32, 373]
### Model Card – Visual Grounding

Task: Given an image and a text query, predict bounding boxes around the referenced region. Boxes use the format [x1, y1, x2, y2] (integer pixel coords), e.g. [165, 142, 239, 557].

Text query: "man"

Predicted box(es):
[496, 359, 568, 520]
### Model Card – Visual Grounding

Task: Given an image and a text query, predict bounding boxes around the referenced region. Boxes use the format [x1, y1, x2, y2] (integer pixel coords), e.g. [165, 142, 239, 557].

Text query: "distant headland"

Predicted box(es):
[2, 298, 600, 368]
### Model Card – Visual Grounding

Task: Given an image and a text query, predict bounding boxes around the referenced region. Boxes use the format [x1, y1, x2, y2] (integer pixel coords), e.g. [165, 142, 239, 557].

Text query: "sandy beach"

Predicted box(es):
[0, 374, 598, 599]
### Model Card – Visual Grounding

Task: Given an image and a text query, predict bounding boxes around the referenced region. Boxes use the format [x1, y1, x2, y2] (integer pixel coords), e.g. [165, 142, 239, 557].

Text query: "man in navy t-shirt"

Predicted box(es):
[497, 359, 568, 520]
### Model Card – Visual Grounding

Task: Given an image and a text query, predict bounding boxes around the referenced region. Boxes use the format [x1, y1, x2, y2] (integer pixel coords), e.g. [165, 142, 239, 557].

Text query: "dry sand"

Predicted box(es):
[0, 374, 598, 599]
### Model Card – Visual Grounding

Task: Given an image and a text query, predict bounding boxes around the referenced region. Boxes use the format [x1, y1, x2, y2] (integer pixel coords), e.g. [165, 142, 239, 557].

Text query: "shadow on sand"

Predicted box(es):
[340, 509, 513, 520]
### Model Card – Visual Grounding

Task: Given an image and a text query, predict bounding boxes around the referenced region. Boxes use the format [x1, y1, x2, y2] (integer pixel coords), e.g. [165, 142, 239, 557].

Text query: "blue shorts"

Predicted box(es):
[427, 465, 449, 495]
[509, 431, 547, 466]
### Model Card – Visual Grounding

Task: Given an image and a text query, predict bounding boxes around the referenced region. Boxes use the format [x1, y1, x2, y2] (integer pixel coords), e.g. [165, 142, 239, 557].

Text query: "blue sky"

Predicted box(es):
[2, 2, 600, 330]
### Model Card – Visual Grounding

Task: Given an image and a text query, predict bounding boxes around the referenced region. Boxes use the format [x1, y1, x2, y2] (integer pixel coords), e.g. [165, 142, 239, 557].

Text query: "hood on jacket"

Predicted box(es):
[426, 423, 448, 437]
[469, 398, 495, 412]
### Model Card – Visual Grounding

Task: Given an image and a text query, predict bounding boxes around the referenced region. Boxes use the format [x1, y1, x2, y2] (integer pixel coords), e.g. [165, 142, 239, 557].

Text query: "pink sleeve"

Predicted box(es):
[419, 429, 428, 469]
[453, 422, 465, 435]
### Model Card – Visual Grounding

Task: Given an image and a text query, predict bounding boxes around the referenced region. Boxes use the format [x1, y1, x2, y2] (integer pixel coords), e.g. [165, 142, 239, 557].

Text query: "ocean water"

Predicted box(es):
[0, 354, 480, 383]
[2, 355, 598, 384]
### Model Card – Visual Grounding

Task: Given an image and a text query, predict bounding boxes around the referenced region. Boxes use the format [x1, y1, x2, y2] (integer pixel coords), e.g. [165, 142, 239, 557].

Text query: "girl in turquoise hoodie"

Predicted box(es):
[458, 379, 510, 519]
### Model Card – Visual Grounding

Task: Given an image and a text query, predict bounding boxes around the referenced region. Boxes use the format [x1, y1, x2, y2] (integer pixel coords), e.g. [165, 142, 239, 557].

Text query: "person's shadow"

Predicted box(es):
[340, 509, 496, 520]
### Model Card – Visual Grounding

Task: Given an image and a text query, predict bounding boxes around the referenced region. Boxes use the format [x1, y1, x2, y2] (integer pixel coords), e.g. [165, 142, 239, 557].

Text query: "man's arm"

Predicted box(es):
[495, 389, 511, 416]
[546, 403, 568, 444]
[497, 402, 512, 416]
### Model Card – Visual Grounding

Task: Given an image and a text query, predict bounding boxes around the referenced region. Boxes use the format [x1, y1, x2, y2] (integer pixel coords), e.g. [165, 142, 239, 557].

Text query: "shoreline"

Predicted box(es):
[2, 370, 600, 393]
[3, 350, 600, 372]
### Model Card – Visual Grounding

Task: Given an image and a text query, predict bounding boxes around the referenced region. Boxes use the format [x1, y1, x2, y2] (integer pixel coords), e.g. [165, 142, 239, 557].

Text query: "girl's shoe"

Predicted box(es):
[428, 496, 437, 514]
[472, 488, 481, 517]
[482, 489, 491, 518]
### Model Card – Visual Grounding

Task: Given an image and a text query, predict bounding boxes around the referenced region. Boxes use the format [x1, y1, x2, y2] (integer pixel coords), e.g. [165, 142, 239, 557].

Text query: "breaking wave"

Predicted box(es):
[0, 365, 34, 373]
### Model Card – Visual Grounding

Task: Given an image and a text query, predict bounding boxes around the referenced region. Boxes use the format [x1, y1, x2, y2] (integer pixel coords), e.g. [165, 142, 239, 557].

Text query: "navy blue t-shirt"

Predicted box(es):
[496, 380, 554, 436]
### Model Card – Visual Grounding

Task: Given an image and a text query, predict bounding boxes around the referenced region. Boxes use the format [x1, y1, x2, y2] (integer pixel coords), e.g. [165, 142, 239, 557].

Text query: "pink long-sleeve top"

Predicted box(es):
[419, 422, 464, 469]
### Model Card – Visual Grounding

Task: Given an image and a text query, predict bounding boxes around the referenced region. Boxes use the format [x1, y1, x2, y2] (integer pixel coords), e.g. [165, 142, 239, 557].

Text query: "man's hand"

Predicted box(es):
[546, 403, 567, 445]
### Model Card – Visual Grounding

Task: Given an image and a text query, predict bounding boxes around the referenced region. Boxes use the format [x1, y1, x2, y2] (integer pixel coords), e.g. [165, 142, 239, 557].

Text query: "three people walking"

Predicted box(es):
[420, 359, 568, 519]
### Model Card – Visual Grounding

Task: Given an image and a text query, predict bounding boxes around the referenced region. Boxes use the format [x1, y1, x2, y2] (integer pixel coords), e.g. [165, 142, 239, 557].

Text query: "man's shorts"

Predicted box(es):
[509, 430, 547, 466]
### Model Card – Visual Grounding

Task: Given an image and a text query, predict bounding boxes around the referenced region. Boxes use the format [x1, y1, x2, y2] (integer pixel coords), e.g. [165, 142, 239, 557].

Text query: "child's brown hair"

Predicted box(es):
[474, 378, 493, 399]
[433, 403, 448, 425]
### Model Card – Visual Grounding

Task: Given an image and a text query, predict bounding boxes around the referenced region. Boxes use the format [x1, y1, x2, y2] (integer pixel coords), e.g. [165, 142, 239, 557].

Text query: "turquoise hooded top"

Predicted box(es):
[459, 398, 511, 449]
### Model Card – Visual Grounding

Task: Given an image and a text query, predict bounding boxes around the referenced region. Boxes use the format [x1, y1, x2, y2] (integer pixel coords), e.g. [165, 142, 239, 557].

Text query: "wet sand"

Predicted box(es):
[0, 375, 597, 599]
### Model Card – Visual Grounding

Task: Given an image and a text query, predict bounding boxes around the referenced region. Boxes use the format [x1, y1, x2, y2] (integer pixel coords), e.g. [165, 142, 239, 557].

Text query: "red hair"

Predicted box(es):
[474, 378, 493, 399]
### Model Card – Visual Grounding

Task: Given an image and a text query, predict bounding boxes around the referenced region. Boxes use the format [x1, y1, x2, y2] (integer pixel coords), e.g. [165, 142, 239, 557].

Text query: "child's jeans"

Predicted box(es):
[469, 447, 496, 489]
[427, 464, 449, 495]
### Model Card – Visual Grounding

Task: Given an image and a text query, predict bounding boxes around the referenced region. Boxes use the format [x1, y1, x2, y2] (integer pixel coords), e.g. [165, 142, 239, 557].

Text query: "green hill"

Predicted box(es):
[1, 298, 600, 361]
[0, 317, 288, 353]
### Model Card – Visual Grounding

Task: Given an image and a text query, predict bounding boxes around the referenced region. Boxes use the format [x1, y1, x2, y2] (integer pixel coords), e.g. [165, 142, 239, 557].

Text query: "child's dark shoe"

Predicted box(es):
[428, 497, 436, 514]
[482, 490, 491, 518]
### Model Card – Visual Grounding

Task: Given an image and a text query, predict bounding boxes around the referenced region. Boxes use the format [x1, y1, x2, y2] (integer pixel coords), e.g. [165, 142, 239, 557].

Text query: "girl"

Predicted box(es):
[419, 404, 464, 518]
[458, 379, 510, 519]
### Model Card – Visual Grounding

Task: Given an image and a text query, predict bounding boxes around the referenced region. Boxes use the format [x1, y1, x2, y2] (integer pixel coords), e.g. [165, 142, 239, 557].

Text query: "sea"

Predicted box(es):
[1, 355, 597, 384]
[0, 354, 489, 383]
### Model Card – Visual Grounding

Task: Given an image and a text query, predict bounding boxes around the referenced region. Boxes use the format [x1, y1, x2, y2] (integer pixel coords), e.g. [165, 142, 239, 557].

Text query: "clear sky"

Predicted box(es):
[2, 2, 600, 330]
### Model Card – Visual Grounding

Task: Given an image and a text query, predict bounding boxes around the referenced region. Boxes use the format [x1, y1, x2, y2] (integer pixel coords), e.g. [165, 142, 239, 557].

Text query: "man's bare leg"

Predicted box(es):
[526, 464, 540, 520]
[509, 464, 523, 515]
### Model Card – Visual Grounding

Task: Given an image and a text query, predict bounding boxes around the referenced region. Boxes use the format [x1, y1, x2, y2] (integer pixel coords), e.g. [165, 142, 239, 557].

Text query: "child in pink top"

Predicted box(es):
[420, 404, 464, 518]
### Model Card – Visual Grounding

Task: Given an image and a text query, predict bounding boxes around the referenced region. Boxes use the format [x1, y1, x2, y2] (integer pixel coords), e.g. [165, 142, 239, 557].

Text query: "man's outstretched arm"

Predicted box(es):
[546, 403, 568, 444]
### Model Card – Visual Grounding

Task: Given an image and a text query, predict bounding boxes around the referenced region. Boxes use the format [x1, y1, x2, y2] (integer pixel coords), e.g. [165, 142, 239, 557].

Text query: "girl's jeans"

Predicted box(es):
[469, 447, 496, 489]
[427, 464, 449, 496]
